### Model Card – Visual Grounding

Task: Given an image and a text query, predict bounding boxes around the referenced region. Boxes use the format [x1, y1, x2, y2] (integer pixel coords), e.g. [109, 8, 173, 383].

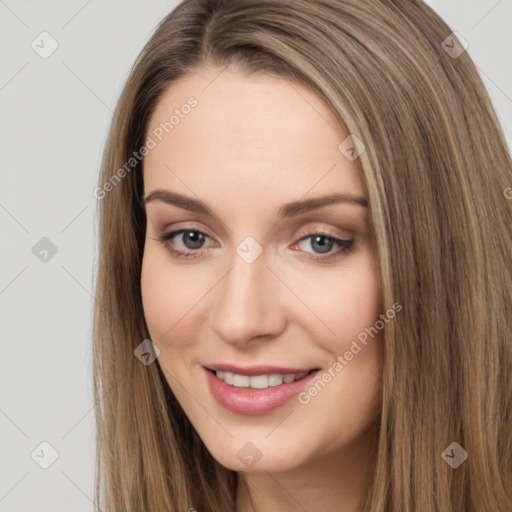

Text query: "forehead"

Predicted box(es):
[143, 67, 364, 206]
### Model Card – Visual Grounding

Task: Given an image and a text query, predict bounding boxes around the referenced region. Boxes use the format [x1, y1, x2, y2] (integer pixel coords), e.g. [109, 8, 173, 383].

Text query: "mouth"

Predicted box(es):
[204, 367, 319, 390]
[204, 365, 321, 415]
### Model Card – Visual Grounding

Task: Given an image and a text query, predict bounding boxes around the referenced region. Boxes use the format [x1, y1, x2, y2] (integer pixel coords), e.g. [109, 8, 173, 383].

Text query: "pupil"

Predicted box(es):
[312, 235, 332, 254]
[184, 231, 204, 249]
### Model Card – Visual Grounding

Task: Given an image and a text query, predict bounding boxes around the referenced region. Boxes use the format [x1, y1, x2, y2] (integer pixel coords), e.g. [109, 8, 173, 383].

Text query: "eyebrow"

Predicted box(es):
[143, 189, 368, 219]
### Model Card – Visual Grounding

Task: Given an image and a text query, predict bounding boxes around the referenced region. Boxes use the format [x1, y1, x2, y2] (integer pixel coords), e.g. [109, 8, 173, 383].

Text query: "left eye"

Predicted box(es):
[295, 233, 353, 256]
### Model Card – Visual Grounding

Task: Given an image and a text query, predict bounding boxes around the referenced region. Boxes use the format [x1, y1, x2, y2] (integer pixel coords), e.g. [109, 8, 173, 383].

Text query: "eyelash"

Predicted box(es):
[153, 228, 354, 263]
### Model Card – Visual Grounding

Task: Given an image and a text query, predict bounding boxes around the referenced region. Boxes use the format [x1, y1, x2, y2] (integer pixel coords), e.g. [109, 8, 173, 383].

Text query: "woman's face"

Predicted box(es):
[141, 66, 383, 473]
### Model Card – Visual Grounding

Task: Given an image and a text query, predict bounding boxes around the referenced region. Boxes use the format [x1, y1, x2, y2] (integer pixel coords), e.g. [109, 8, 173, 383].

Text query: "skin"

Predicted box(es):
[140, 65, 384, 512]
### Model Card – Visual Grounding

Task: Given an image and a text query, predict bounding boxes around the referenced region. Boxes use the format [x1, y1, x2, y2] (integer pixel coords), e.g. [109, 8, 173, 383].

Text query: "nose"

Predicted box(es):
[209, 247, 286, 346]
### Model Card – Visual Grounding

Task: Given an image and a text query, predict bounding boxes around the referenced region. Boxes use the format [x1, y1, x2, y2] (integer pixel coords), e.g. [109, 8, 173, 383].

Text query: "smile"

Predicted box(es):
[203, 366, 321, 415]
[214, 370, 311, 389]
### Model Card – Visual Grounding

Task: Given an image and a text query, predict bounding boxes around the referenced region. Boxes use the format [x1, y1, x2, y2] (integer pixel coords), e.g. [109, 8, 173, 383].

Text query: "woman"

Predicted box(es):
[92, 0, 512, 510]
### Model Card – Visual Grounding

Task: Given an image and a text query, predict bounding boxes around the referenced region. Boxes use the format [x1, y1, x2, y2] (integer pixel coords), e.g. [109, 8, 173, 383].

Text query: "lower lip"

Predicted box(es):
[204, 367, 319, 416]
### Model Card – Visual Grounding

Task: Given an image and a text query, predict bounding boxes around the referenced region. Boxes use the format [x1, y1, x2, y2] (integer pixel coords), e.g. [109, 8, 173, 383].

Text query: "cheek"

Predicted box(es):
[335, 261, 380, 336]
[140, 248, 197, 345]
[141, 251, 169, 342]
[294, 250, 381, 345]
[328, 252, 383, 387]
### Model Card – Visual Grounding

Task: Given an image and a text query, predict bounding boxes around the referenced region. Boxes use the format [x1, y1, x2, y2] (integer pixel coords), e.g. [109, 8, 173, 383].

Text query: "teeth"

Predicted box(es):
[215, 370, 310, 389]
[268, 374, 282, 386]
[250, 375, 268, 389]
[233, 374, 250, 387]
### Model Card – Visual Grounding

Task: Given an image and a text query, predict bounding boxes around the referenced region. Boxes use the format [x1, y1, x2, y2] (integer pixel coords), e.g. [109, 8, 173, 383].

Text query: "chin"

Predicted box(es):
[201, 434, 310, 473]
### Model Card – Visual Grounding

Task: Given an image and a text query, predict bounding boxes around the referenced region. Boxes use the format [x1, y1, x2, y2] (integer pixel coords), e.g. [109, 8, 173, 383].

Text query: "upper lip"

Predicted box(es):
[204, 364, 319, 376]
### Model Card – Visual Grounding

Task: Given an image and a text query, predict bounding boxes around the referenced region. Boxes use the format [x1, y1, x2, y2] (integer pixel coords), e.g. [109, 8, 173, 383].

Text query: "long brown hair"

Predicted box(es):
[92, 0, 512, 510]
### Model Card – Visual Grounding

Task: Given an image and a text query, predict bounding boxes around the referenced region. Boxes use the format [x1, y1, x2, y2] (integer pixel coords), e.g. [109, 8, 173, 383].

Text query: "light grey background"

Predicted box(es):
[1, 1, 511, 510]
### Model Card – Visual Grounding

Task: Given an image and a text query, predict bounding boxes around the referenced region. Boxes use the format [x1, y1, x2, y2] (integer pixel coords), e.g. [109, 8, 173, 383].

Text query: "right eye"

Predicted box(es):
[154, 229, 216, 259]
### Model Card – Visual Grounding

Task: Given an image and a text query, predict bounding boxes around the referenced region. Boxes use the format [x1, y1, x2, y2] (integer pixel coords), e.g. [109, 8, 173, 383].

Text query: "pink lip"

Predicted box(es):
[205, 363, 317, 376]
[204, 366, 320, 416]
